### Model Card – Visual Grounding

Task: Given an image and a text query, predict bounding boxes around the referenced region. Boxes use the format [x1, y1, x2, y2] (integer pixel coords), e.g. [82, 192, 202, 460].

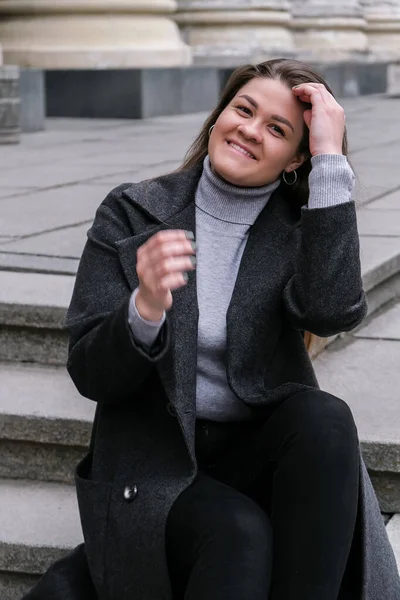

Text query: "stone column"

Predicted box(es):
[292, 0, 368, 61]
[176, 0, 294, 66]
[363, 0, 400, 60]
[0, 0, 191, 68]
[0, 65, 20, 143]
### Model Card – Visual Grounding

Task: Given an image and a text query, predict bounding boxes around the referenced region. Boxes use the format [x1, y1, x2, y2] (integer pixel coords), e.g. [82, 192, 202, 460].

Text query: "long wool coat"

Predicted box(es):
[28, 164, 400, 600]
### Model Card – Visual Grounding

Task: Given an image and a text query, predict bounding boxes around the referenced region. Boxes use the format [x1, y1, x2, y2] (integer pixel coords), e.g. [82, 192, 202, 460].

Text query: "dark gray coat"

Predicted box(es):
[63, 164, 399, 600]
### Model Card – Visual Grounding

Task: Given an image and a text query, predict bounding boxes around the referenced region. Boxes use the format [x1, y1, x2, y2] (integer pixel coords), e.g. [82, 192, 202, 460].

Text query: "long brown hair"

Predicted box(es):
[179, 58, 350, 358]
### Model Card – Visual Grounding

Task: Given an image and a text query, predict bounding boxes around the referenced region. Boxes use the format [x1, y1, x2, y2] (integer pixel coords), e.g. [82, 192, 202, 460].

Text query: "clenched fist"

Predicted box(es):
[135, 229, 197, 321]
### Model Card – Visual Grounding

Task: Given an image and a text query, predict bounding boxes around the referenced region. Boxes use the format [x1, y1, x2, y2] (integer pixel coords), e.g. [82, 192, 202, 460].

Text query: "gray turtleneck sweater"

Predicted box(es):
[128, 154, 355, 421]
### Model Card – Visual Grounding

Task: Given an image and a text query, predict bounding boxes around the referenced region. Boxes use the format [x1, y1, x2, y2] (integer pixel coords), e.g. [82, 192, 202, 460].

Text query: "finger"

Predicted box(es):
[293, 82, 338, 109]
[292, 83, 324, 100]
[292, 85, 323, 107]
[146, 229, 193, 252]
[315, 84, 341, 109]
[303, 109, 312, 129]
[147, 239, 196, 268]
[158, 272, 190, 292]
[154, 255, 196, 279]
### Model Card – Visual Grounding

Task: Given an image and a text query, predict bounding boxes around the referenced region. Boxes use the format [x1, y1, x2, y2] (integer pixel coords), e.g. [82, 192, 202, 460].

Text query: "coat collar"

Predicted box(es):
[116, 165, 300, 461]
[121, 164, 301, 230]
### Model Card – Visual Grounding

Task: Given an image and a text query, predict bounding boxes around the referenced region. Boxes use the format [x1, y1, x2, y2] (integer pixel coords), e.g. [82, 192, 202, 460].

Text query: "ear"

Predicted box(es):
[284, 152, 307, 174]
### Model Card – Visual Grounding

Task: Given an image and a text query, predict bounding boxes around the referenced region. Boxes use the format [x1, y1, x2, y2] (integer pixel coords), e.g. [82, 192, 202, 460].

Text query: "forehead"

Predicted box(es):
[234, 77, 304, 120]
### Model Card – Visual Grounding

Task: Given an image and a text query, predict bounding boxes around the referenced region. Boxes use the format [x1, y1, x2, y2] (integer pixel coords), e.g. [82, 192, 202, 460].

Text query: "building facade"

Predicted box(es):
[0, 0, 400, 68]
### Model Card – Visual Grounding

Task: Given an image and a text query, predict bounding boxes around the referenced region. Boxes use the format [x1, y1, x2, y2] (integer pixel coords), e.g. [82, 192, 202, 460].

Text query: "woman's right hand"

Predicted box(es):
[135, 229, 197, 321]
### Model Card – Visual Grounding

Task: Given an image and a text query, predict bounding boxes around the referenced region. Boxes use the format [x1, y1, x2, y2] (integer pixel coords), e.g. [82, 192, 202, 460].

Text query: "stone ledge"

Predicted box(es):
[0, 252, 79, 277]
[0, 440, 87, 485]
[387, 515, 400, 572]
[0, 65, 20, 144]
[0, 362, 94, 446]
[46, 67, 221, 119]
[44, 61, 389, 120]
[0, 479, 82, 575]
[361, 440, 400, 473]
[20, 68, 45, 133]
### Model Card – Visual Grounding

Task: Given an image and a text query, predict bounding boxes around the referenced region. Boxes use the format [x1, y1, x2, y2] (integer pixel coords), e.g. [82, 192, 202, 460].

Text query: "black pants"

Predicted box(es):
[165, 389, 360, 600]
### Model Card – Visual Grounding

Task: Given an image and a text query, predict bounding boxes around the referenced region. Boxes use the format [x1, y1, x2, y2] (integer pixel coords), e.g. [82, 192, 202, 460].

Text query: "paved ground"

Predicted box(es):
[0, 95, 398, 275]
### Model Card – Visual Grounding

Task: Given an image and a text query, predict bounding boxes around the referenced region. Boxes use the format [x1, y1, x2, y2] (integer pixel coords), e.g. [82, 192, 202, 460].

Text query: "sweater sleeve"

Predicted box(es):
[307, 154, 355, 209]
[128, 287, 166, 348]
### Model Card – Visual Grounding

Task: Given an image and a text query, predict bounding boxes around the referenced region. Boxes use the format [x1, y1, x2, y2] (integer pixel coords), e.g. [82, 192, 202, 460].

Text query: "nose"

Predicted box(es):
[238, 122, 263, 144]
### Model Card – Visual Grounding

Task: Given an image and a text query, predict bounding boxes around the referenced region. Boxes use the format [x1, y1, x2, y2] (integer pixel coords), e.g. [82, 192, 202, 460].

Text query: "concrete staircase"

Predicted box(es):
[0, 273, 89, 598]
[0, 228, 400, 598]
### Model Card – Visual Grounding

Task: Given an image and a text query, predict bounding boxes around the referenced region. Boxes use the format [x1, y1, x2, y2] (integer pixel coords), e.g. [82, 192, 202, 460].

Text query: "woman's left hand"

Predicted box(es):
[292, 83, 345, 157]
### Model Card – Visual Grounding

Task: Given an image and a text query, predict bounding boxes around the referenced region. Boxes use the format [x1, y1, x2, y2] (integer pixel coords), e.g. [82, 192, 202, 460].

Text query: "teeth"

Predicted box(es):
[229, 142, 254, 159]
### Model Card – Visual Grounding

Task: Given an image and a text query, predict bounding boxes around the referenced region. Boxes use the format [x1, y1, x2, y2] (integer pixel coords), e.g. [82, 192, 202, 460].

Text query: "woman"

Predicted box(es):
[24, 59, 400, 600]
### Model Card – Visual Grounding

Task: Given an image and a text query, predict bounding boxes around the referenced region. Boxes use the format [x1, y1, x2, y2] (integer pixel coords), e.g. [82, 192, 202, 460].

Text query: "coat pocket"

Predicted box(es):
[75, 453, 112, 600]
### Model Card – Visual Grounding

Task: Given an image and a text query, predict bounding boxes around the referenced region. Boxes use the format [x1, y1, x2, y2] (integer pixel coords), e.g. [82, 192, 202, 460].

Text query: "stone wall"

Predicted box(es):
[0, 0, 191, 68]
[0, 0, 399, 69]
[176, 0, 400, 66]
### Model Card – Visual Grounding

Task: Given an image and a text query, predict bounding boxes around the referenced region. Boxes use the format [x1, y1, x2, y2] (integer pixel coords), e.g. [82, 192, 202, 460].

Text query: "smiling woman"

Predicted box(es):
[23, 58, 399, 600]
[180, 59, 348, 206]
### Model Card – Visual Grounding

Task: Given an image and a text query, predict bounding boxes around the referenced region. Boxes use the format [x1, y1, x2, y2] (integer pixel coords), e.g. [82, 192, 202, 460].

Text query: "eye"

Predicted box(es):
[270, 124, 285, 137]
[236, 105, 252, 116]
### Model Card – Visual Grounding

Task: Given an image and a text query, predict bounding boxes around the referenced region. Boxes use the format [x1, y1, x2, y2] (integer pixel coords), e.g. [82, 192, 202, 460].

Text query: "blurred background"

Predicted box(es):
[1, 0, 400, 133]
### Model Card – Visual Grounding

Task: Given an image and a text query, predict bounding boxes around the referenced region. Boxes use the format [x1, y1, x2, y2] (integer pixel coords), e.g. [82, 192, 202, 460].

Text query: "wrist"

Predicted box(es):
[312, 149, 343, 157]
[135, 290, 164, 322]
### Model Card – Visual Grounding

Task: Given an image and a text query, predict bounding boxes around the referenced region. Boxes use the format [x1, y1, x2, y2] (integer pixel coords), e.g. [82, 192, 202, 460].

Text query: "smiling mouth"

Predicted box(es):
[227, 141, 256, 160]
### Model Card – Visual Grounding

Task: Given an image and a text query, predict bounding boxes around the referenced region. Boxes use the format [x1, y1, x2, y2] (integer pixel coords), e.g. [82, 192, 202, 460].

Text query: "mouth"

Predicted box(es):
[226, 140, 257, 160]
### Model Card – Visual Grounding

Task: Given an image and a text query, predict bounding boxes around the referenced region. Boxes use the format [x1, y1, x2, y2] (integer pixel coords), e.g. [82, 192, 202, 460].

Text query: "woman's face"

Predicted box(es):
[208, 77, 307, 187]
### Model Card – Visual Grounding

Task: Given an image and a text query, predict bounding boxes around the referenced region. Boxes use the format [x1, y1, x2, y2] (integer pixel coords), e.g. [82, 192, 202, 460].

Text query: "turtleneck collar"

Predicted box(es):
[195, 155, 282, 226]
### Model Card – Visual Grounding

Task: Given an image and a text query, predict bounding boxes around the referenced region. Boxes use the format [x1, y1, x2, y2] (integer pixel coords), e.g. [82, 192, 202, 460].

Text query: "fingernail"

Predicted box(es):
[189, 256, 197, 266]
[182, 272, 189, 281]
[184, 231, 195, 240]
[190, 241, 197, 252]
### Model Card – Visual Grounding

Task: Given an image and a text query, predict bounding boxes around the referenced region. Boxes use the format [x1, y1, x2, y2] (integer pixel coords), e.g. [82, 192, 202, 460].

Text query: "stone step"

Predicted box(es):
[387, 515, 400, 574]
[0, 221, 399, 366]
[0, 362, 94, 484]
[0, 478, 82, 600]
[314, 298, 400, 513]
[0, 270, 73, 365]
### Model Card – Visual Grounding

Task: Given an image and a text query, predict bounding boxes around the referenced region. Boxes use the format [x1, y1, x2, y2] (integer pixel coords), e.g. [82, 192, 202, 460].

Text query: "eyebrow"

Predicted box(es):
[238, 94, 295, 133]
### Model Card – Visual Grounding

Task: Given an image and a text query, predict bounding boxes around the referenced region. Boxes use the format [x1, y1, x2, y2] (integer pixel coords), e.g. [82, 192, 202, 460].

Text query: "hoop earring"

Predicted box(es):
[282, 170, 297, 185]
[208, 125, 215, 137]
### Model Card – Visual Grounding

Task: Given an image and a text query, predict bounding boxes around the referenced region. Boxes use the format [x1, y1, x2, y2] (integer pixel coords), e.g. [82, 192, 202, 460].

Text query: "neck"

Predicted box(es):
[195, 155, 281, 226]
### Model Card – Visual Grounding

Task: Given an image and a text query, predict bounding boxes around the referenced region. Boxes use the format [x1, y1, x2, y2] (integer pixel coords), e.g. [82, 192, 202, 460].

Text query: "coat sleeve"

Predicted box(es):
[65, 185, 170, 404]
[283, 201, 368, 337]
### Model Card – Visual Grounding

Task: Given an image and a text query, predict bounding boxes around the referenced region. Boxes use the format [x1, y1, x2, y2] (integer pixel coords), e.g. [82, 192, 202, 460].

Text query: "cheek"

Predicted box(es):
[261, 139, 290, 165]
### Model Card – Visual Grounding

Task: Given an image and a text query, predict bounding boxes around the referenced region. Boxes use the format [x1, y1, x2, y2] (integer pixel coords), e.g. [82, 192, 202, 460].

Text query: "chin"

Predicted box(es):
[211, 158, 254, 187]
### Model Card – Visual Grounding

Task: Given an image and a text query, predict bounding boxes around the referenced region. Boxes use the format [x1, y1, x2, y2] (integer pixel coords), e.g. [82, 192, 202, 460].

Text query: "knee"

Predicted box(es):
[215, 495, 272, 549]
[285, 390, 359, 451]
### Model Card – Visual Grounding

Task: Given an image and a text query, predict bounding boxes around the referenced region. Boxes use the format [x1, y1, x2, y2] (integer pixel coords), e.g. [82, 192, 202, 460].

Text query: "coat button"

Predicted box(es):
[123, 485, 138, 503]
[167, 402, 177, 417]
